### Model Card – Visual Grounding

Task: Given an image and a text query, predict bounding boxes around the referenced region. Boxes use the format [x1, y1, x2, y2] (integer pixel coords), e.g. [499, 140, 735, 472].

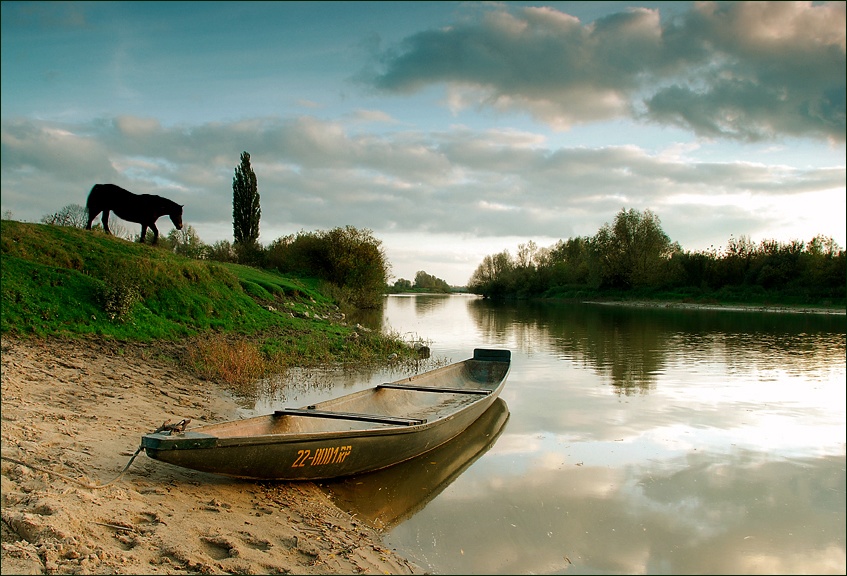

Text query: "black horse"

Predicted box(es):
[85, 184, 183, 245]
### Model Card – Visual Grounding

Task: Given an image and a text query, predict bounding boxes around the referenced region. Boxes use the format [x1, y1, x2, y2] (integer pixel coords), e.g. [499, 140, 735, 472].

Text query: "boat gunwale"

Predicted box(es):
[144, 375, 507, 447]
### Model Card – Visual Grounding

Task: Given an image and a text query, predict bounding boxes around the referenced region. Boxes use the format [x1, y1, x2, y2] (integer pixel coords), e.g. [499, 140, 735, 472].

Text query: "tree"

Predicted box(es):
[41, 204, 88, 228]
[165, 225, 207, 259]
[206, 240, 238, 263]
[545, 237, 592, 286]
[322, 226, 390, 308]
[45, 203, 134, 239]
[232, 151, 261, 247]
[593, 208, 676, 289]
[414, 271, 451, 293]
[467, 250, 514, 298]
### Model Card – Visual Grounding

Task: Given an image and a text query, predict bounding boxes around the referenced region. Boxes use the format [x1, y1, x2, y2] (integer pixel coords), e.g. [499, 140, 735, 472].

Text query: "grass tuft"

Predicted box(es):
[187, 335, 270, 392]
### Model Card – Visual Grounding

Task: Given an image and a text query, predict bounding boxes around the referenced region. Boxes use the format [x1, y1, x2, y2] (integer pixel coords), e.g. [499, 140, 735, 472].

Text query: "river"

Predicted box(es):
[254, 294, 846, 575]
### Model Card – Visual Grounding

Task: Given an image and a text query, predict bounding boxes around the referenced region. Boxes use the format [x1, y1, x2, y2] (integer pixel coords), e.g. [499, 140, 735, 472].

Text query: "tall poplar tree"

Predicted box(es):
[232, 151, 260, 246]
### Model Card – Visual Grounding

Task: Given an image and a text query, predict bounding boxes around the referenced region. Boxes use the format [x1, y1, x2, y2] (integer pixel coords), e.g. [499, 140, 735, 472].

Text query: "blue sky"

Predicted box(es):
[2, 1, 844, 286]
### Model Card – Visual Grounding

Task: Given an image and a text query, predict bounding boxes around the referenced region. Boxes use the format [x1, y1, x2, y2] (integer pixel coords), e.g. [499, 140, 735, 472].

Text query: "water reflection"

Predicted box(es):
[400, 449, 845, 575]
[324, 398, 510, 530]
[345, 305, 384, 331]
[466, 299, 846, 393]
[412, 293, 452, 315]
[372, 296, 845, 575]
[249, 296, 844, 574]
[346, 295, 455, 340]
[250, 357, 447, 413]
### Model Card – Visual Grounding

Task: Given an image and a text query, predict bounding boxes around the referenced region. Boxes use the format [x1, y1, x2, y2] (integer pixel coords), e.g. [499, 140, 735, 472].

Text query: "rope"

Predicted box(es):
[155, 418, 190, 433]
[0, 445, 144, 490]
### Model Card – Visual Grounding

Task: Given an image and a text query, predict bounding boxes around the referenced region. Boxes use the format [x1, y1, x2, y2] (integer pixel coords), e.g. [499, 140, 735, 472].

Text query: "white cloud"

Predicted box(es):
[370, 2, 845, 141]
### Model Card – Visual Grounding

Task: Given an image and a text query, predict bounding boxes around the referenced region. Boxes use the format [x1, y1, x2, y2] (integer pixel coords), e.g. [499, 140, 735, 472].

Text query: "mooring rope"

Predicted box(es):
[0, 445, 144, 490]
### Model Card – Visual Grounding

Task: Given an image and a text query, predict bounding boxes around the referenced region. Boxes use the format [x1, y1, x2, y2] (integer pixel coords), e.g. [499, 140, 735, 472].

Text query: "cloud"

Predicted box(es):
[367, 1, 846, 141]
[647, 1, 846, 141]
[2, 114, 842, 248]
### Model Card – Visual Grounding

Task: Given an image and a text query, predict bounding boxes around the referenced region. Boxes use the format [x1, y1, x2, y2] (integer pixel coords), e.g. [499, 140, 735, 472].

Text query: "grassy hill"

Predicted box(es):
[1, 220, 416, 384]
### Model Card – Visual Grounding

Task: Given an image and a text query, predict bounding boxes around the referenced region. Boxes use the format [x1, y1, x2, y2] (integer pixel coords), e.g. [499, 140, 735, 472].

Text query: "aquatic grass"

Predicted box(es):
[183, 327, 435, 401]
[187, 335, 270, 393]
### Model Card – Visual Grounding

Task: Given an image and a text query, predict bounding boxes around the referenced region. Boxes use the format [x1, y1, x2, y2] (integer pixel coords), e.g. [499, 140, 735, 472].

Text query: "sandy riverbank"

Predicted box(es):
[1, 337, 423, 575]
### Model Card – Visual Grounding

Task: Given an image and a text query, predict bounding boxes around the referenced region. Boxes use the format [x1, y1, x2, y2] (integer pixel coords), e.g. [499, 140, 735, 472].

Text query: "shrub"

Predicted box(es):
[97, 266, 143, 321]
[265, 226, 389, 308]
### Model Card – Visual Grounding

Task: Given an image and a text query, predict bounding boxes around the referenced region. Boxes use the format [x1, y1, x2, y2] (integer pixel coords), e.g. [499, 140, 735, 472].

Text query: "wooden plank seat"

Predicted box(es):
[274, 408, 426, 426]
[377, 383, 492, 395]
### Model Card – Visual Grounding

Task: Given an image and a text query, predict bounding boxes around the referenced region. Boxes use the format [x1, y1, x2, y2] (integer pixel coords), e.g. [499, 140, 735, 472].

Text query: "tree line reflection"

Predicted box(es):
[465, 299, 845, 393]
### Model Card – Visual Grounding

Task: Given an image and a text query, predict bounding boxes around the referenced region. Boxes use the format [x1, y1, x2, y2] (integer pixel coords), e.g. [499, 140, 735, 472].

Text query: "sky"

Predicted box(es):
[1, 1, 844, 286]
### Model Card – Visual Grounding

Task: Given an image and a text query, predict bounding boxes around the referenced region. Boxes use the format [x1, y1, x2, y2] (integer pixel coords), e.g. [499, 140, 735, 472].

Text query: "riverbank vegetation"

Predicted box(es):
[468, 208, 845, 308]
[29, 202, 846, 311]
[0, 219, 420, 390]
[36, 202, 391, 310]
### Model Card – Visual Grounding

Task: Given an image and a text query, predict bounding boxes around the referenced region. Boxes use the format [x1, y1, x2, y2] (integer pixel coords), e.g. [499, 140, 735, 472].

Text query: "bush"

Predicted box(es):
[206, 240, 238, 263]
[265, 226, 389, 308]
[97, 266, 143, 321]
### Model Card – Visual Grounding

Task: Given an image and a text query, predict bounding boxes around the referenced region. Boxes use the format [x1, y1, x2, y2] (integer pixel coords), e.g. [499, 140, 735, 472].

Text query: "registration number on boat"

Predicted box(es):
[291, 445, 352, 468]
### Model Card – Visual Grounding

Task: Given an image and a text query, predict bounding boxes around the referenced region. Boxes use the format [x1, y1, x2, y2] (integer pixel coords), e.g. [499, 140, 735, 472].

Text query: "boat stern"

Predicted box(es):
[142, 431, 218, 453]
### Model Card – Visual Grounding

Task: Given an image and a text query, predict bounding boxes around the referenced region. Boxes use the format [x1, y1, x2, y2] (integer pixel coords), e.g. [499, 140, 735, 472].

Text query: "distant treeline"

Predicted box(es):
[468, 208, 846, 305]
[387, 270, 452, 294]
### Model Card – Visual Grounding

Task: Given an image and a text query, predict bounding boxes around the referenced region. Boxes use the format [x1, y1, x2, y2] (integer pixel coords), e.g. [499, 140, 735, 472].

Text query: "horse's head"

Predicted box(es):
[170, 205, 184, 231]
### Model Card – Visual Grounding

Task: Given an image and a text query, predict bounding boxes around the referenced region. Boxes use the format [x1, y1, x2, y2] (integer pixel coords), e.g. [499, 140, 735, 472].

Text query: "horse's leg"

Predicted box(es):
[150, 223, 159, 245]
[139, 224, 148, 243]
[86, 210, 98, 230]
[102, 211, 112, 235]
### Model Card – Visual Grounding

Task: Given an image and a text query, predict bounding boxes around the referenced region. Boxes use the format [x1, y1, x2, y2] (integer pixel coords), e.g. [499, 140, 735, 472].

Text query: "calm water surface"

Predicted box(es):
[253, 295, 846, 575]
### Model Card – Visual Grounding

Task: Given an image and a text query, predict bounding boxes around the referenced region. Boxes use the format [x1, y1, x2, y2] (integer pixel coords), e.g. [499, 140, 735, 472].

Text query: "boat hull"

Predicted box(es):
[142, 348, 510, 480]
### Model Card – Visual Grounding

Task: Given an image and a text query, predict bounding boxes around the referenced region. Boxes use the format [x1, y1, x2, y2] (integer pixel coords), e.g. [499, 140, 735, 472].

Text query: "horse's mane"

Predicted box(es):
[153, 195, 182, 210]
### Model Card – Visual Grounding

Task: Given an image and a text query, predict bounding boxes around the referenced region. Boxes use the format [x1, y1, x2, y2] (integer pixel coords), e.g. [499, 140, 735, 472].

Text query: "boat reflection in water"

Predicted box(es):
[322, 398, 510, 530]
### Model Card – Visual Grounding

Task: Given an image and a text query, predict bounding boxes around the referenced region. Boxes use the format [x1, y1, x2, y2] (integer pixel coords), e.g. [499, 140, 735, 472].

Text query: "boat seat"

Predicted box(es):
[274, 408, 426, 426]
[377, 383, 492, 395]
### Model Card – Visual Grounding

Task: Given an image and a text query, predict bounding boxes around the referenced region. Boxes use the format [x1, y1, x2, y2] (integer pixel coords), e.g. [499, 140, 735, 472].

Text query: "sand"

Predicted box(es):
[1, 337, 423, 575]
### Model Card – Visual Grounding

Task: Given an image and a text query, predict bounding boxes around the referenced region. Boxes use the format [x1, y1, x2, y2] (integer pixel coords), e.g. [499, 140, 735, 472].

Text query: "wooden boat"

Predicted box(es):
[141, 348, 511, 480]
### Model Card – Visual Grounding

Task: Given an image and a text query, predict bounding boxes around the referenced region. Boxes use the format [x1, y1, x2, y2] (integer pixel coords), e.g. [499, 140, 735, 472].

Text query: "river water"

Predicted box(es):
[254, 294, 846, 575]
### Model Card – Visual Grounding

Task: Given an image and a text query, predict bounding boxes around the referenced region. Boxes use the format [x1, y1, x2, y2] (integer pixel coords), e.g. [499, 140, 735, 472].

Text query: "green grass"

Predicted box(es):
[1, 220, 419, 387]
[1, 220, 326, 337]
